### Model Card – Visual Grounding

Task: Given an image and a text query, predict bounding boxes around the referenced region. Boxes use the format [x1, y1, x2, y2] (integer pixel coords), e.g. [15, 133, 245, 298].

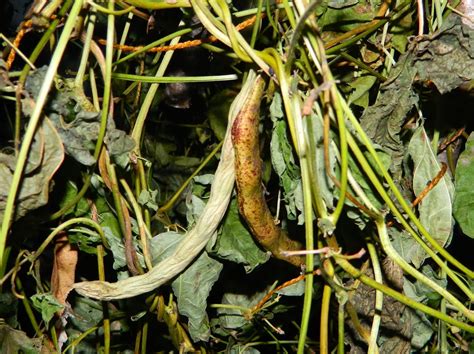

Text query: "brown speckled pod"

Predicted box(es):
[232, 76, 304, 267]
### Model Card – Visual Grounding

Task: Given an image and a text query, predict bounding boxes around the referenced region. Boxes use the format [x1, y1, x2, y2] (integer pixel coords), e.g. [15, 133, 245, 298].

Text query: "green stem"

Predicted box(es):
[0, 34, 36, 69]
[325, 2, 413, 56]
[49, 176, 92, 221]
[380, 213, 472, 319]
[340, 95, 474, 284]
[112, 73, 238, 83]
[367, 242, 383, 353]
[337, 300, 345, 354]
[116, 10, 134, 61]
[339, 52, 387, 82]
[75, 9, 97, 87]
[346, 130, 473, 317]
[97, 245, 110, 354]
[141, 322, 149, 354]
[62, 325, 99, 353]
[209, 304, 249, 312]
[329, 87, 348, 224]
[319, 284, 332, 354]
[131, 34, 183, 150]
[33, 218, 106, 263]
[120, 179, 153, 270]
[250, 0, 264, 48]
[334, 256, 474, 333]
[215, 0, 251, 61]
[0, 0, 85, 267]
[92, 0, 115, 159]
[15, 278, 43, 337]
[89, 0, 135, 15]
[14, 0, 75, 153]
[114, 28, 191, 65]
[296, 111, 315, 354]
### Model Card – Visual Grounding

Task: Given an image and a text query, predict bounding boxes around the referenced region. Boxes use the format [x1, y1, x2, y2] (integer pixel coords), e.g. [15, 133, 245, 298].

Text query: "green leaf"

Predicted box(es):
[403, 265, 447, 349]
[319, 1, 375, 31]
[30, 292, 64, 327]
[217, 289, 268, 331]
[58, 181, 90, 217]
[360, 54, 418, 177]
[213, 199, 270, 273]
[306, 112, 336, 208]
[100, 207, 131, 269]
[348, 75, 377, 108]
[407, 127, 454, 267]
[68, 229, 101, 254]
[0, 323, 44, 354]
[453, 132, 474, 237]
[172, 251, 223, 342]
[390, 6, 416, 53]
[186, 194, 207, 226]
[413, 16, 474, 94]
[276, 280, 305, 296]
[138, 189, 159, 212]
[68, 296, 104, 331]
[149, 231, 183, 263]
[174, 156, 201, 168]
[103, 226, 128, 270]
[391, 228, 426, 271]
[149, 231, 223, 341]
[24, 71, 135, 167]
[0, 118, 64, 221]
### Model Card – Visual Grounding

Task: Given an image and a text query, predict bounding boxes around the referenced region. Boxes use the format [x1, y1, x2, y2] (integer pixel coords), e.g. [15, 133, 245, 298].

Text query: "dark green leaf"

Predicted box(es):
[172, 251, 223, 342]
[58, 181, 90, 217]
[68, 296, 104, 331]
[413, 16, 474, 94]
[453, 132, 474, 237]
[217, 289, 268, 331]
[99, 205, 129, 269]
[138, 189, 159, 212]
[391, 228, 426, 270]
[408, 126, 454, 256]
[149, 231, 183, 264]
[24, 71, 135, 166]
[229, 345, 260, 353]
[149, 231, 223, 341]
[328, 0, 358, 9]
[0, 323, 45, 354]
[0, 118, 64, 221]
[360, 54, 418, 177]
[348, 75, 377, 108]
[68, 230, 101, 255]
[403, 265, 446, 348]
[213, 199, 270, 273]
[319, 1, 375, 30]
[31, 293, 64, 327]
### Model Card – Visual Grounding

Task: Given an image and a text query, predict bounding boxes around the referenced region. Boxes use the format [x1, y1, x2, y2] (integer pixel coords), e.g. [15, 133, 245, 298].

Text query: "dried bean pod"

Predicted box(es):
[232, 76, 304, 267]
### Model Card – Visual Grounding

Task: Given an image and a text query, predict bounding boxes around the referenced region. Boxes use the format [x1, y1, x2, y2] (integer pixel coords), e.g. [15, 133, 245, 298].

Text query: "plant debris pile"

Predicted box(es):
[0, 0, 473, 353]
